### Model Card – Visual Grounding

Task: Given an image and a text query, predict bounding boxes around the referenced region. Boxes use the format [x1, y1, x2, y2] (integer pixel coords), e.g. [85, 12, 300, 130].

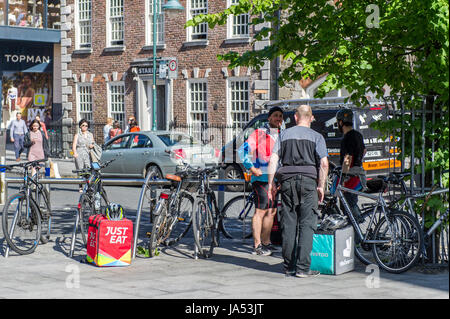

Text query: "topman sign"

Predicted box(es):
[3, 54, 51, 65]
[0, 43, 53, 73]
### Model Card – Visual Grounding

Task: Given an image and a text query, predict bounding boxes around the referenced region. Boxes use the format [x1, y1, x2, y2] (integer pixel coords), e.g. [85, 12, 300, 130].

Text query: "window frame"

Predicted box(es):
[106, 0, 125, 48]
[145, 0, 165, 46]
[227, 77, 250, 138]
[186, 0, 208, 41]
[76, 82, 94, 123]
[75, 0, 92, 50]
[227, 0, 250, 39]
[187, 79, 208, 140]
[107, 81, 126, 127]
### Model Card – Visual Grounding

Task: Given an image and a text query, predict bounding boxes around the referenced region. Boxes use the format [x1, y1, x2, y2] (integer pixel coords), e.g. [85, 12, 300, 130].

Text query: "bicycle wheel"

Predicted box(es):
[372, 209, 423, 273]
[78, 193, 94, 245]
[2, 193, 42, 255]
[192, 197, 215, 258]
[219, 194, 253, 240]
[353, 206, 384, 266]
[165, 191, 194, 246]
[149, 200, 169, 257]
[35, 188, 51, 244]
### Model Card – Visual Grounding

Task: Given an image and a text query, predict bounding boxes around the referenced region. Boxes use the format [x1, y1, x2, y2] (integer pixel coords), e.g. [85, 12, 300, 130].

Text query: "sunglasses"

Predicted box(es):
[81, 124, 88, 127]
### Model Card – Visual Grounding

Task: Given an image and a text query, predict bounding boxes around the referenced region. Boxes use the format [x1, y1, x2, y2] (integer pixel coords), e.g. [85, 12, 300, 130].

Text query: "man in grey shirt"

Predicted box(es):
[10, 112, 28, 161]
[268, 104, 329, 278]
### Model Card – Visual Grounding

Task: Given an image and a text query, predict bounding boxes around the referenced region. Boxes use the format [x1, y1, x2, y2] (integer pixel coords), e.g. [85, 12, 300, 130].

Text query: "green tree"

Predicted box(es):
[187, 0, 448, 103]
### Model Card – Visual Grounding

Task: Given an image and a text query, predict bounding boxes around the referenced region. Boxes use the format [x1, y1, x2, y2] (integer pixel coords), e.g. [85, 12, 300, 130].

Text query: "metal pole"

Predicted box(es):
[152, 0, 158, 131]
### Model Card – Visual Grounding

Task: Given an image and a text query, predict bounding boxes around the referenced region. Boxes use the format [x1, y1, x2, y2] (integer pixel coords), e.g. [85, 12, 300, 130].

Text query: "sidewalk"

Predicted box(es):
[1, 143, 448, 301]
[4, 143, 76, 178]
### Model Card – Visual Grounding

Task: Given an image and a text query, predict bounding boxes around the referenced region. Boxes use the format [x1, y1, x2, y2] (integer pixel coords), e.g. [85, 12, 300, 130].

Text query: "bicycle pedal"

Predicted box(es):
[177, 217, 185, 221]
[146, 232, 152, 238]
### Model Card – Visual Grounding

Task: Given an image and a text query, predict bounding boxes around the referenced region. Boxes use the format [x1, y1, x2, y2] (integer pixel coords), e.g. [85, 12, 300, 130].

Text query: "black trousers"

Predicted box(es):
[279, 174, 318, 273]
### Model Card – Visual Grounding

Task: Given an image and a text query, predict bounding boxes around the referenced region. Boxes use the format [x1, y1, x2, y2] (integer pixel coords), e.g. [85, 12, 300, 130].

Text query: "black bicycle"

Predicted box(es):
[191, 165, 226, 258]
[71, 160, 114, 249]
[1, 159, 51, 255]
[322, 166, 424, 273]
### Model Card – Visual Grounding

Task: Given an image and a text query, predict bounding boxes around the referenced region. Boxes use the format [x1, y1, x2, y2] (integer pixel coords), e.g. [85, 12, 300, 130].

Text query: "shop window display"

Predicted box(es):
[0, 0, 6, 25]
[3, 0, 60, 29]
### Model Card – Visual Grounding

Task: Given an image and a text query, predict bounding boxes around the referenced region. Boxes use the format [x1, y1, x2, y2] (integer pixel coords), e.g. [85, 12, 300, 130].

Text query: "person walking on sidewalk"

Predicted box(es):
[9, 112, 28, 161]
[24, 119, 49, 176]
[238, 106, 284, 256]
[268, 105, 329, 278]
[103, 117, 113, 144]
[72, 119, 95, 192]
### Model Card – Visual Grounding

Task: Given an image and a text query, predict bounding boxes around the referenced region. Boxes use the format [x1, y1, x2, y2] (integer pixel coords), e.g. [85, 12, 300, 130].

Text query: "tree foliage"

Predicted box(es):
[186, 0, 449, 104]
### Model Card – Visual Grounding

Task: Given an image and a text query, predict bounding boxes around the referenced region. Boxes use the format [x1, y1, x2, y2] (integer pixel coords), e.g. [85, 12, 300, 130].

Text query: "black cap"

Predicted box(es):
[268, 106, 283, 117]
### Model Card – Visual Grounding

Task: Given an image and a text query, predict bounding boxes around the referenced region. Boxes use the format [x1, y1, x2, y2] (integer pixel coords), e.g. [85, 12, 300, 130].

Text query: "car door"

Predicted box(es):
[123, 133, 153, 176]
[100, 134, 132, 176]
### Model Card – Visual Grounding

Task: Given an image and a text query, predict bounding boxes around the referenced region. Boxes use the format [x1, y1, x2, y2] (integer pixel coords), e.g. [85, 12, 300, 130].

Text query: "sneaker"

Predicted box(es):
[253, 244, 272, 256]
[285, 270, 296, 277]
[262, 243, 280, 252]
[295, 270, 320, 278]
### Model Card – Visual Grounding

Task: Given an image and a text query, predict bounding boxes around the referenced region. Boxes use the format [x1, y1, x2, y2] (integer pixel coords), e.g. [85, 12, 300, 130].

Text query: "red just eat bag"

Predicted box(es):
[86, 214, 133, 267]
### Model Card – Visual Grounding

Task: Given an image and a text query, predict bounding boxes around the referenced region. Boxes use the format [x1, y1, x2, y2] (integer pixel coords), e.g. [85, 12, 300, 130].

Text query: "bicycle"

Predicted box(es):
[375, 170, 449, 261]
[218, 170, 255, 240]
[1, 159, 51, 256]
[70, 160, 114, 255]
[191, 165, 225, 259]
[322, 166, 424, 273]
[145, 163, 195, 257]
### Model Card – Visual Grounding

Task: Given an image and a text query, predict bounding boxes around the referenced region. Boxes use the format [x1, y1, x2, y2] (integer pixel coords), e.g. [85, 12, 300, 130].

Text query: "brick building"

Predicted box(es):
[58, 0, 280, 155]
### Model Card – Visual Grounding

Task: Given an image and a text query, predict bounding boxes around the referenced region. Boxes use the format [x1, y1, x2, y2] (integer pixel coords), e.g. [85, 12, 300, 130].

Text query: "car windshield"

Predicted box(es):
[157, 133, 200, 146]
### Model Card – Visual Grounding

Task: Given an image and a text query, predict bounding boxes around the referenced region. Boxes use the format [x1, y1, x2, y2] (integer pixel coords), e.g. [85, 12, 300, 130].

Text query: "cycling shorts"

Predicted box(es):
[252, 181, 278, 210]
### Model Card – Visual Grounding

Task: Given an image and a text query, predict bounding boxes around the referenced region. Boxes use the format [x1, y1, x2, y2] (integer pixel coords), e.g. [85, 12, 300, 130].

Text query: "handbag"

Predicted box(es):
[23, 133, 33, 148]
[90, 143, 103, 163]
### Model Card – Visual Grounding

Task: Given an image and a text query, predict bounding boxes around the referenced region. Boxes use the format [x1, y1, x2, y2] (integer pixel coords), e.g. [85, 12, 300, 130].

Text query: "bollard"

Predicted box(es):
[45, 160, 51, 177]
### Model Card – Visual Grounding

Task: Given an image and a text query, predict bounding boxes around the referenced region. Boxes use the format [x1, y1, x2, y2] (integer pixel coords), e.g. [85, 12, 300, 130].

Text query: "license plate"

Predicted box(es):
[365, 150, 382, 158]
[194, 153, 211, 159]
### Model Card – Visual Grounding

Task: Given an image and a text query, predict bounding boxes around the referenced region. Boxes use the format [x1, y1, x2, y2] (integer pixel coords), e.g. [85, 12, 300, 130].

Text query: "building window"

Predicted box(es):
[107, 0, 124, 47]
[228, 0, 249, 38]
[77, 84, 93, 122]
[146, 0, 164, 45]
[187, 0, 208, 41]
[228, 79, 250, 136]
[76, 0, 92, 49]
[188, 80, 208, 139]
[108, 83, 126, 127]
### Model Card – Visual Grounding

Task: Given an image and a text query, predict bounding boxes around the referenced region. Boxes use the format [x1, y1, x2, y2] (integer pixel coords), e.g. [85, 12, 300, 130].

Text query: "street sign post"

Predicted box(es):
[136, 57, 178, 79]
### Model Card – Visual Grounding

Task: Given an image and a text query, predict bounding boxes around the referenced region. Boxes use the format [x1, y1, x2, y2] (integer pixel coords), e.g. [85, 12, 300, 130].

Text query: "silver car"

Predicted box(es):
[100, 130, 219, 179]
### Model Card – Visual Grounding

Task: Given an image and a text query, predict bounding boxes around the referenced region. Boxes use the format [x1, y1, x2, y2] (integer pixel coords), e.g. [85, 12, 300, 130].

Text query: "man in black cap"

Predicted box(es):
[238, 106, 284, 256]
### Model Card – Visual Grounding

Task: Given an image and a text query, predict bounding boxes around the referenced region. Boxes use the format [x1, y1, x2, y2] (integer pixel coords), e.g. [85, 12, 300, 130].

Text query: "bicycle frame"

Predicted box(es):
[236, 191, 255, 221]
[334, 180, 393, 245]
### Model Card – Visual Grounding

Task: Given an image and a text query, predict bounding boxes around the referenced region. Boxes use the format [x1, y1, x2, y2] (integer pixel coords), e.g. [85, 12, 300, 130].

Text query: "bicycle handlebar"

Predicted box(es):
[72, 159, 116, 175]
[0, 159, 47, 172]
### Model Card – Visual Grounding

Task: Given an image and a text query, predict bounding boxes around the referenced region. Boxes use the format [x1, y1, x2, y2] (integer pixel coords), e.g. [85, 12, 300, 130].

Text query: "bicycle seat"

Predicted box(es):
[391, 171, 411, 179]
[378, 171, 411, 184]
[165, 174, 182, 182]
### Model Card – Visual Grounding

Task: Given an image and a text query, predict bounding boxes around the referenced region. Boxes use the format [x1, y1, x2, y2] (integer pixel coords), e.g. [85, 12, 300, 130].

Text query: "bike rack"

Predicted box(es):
[2, 177, 246, 259]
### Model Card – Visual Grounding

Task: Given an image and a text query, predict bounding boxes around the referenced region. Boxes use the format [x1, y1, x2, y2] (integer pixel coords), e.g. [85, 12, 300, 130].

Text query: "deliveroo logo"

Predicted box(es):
[343, 237, 352, 258]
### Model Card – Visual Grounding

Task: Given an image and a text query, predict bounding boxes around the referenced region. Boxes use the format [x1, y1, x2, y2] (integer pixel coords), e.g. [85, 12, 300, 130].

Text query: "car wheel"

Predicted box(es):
[224, 164, 244, 192]
[145, 164, 162, 180]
